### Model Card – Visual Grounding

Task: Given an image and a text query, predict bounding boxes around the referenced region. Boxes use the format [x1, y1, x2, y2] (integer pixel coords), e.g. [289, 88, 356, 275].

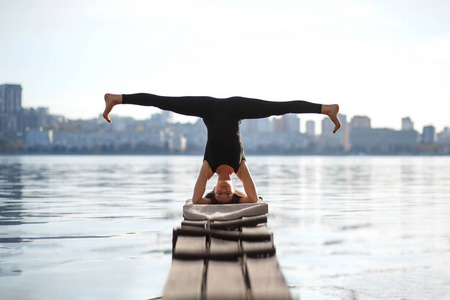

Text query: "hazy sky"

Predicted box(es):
[1, 0, 450, 131]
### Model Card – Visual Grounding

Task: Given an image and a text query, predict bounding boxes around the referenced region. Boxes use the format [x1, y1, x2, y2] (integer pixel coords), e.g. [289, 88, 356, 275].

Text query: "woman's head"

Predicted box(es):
[205, 180, 246, 204]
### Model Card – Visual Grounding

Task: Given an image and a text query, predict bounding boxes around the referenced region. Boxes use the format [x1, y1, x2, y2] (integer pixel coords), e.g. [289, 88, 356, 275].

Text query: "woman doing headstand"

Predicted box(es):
[103, 93, 340, 204]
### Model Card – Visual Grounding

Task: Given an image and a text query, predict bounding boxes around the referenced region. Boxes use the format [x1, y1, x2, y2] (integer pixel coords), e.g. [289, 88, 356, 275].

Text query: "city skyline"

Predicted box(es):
[2, 82, 448, 138]
[3, 82, 450, 155]
[15, 92, 450, 136]
[1, 1, 450, 133]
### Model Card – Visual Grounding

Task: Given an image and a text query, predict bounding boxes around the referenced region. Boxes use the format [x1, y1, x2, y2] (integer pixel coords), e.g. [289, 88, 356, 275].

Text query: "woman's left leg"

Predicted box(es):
[230, 96, 340, 133]
[230, 96, 321, 119]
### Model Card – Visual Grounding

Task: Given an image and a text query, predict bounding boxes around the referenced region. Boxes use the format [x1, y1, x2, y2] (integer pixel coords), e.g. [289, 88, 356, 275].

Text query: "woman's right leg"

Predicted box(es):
[103, 93, 213, 122]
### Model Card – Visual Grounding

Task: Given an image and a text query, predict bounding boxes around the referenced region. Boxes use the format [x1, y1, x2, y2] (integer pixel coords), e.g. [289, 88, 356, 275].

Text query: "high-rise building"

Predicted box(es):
[282, 114, 300, 133]
[305, 120, 315, 136]
[241, 118, 270, 134]
[402, 117, 414, 131]
[270, 117, 283, 133]
[0, 84, 25, 140]
[350, 116, 371, 129]
[321, 116, 335, 135]
[422, 125, 436, 144]
[0, 84, 22, 113]
[321, 113, 348, 151]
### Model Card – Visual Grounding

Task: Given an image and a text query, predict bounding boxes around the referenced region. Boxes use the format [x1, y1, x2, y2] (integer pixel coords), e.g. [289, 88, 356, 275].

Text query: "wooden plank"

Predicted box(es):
[210, 215, 267, 230]
[241, 225, 269, 235]
[209, 237, 240, 258]
[176, 226, 271, 242]
[181, 220, 207, 228]
[206, 261, 247, 300]
[241, 240, 275, 257]
[246, 257, 291, 300]
[210, 237, 239, 254]
[174, 235, 206, 256]
[241, 240, 273, 253]
[163, 259, 204, 300]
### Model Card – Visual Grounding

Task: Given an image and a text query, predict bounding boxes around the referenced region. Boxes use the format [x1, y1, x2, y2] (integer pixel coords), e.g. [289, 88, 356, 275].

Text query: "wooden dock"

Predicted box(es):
[162, 200, 292, 300]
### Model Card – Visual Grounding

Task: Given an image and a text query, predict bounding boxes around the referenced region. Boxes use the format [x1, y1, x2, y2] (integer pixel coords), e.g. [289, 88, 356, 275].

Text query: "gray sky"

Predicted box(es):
[1, 0, 450, 131]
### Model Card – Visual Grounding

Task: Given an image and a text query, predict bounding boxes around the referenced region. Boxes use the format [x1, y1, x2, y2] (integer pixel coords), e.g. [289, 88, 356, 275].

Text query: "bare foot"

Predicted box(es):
[322, 104, 341, 133]
[103, 93, 122, 123]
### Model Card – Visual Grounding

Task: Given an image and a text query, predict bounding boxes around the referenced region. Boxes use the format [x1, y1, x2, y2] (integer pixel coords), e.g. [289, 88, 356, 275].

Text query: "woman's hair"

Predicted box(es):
[204, 188, 246, 204]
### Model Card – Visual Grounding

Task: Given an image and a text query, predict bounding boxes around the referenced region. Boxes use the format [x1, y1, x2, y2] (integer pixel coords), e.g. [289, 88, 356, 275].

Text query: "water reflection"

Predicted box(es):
[0, 160, 23, 200]
[0, 159, 24, 228]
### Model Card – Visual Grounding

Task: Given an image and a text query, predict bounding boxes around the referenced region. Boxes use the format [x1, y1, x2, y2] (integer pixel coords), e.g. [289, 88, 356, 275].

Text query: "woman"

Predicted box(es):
[103, 93, 340, 204]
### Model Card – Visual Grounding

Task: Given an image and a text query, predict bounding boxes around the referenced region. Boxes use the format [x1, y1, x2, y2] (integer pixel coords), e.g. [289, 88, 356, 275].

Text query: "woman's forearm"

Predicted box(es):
[192, 180, 206, 204]
[192, 161, 213, 204]
[236, 161, 259, 203]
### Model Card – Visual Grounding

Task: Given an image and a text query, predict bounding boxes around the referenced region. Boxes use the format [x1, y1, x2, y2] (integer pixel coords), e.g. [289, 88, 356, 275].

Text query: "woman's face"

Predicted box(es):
[214, 180, 235, 203]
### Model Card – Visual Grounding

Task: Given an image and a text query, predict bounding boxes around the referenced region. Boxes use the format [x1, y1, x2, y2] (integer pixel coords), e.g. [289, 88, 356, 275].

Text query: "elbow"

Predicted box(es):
[246, 196, 258, 203]
[249, 193, 259, 203]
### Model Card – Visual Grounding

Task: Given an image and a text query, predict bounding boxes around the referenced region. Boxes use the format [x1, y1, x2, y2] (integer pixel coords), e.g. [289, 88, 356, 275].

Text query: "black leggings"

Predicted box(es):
[122, 93, 322, 119]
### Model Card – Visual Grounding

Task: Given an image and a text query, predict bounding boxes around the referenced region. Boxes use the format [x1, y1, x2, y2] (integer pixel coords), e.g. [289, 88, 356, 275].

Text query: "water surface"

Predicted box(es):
[1, 155, 450, 299]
